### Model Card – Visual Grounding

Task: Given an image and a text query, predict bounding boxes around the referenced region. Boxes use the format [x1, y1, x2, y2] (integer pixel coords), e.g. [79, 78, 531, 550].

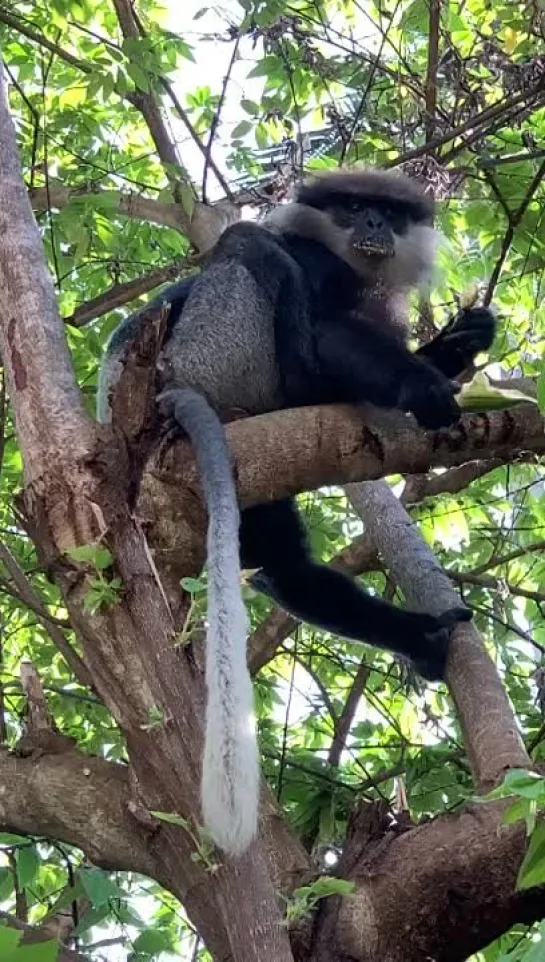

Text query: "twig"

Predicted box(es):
[65, 258, 193, 328]
[0, 6, 90, 72]
[484, 158, 545, 305]
[424, 0, 441, 145]
[0, 542, 94, 690]
[328, 658, 371, 768]
[202, 35, 240, 202]
[388, 79, 545, 169]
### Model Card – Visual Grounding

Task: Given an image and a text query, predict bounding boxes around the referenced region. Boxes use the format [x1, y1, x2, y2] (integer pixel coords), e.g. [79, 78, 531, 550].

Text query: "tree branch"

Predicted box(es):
[0, 83, 95, 484]
[0, 542, 93, 689]
[0, 748, 161, 878]
[319, 798, 545, 961]
[484, 158, 545, 305]
[142, 403, 545, 580]
[28, 183, 187, 230]
[424, 0, 440, 144]
[64, 260, 195, 328]
[346, 481, 529, 789]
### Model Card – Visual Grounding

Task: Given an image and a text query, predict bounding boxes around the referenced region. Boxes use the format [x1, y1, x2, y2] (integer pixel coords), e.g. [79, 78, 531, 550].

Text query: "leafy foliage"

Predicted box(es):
[0, 0, 544, 958]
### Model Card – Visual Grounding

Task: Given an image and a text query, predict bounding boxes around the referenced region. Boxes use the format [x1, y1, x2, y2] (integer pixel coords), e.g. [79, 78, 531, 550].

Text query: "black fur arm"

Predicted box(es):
[316, 315, 461, 429]
[417, 306, 496, 378]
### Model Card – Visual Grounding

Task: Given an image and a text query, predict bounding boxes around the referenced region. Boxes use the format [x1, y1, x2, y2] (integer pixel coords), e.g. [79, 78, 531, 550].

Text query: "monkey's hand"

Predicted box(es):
[398, 361, 461, 430]
[408, 607, 473, 680]
[417, 306, 497, 379]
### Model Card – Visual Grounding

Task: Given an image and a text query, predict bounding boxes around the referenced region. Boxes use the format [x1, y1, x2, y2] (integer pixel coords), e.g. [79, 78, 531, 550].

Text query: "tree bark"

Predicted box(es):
[346, 481, 529, 787]
[141, 403, 545, 577]
[0, 61, 297, 962]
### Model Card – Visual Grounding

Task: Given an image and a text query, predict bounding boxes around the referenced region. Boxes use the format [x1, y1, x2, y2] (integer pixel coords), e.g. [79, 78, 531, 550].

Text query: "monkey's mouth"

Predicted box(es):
[352, 240, 394, 258]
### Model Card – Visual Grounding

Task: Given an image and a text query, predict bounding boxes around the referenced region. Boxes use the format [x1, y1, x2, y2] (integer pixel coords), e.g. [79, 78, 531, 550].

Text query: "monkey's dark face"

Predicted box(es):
[283, 169, 439, 289]
[317, 194, 436, 287]
[329, 197, 404, 257]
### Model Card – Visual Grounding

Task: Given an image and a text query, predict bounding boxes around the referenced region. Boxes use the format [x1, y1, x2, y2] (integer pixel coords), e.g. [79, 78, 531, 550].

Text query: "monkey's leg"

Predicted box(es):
[416, 307, 496, 378]
[240, 500, 470, 680]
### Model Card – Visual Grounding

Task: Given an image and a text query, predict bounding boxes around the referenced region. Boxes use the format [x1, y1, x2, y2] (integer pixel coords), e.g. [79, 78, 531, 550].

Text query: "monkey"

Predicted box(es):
[97, 167, 496, 857]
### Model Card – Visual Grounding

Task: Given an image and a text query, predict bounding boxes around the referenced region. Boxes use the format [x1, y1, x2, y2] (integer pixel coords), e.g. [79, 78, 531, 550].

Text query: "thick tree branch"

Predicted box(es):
[0, 748, 161, 878]
[0, 89, 95, 483]
[0, 68, 300, 962]
[29, 183, 187, 231]
[318, 799, 545, 962]
[142, 403, 545, 580]
[151, 405, 544, 511]
[346, 481, 529, 788]
[28, 184, 239, 256]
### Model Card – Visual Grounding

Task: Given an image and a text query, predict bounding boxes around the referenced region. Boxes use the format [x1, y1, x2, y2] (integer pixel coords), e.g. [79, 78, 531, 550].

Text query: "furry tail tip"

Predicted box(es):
[201, 699, 260, 857]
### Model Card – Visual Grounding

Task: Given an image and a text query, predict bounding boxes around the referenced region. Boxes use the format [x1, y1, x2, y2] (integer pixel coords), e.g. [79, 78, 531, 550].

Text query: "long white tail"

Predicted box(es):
[161, 388, 259, 856]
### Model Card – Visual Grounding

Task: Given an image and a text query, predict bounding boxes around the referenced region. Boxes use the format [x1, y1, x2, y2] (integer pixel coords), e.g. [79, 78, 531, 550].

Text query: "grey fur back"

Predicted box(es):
[160, 262, 282, 416]
[98, 261, 283, 424]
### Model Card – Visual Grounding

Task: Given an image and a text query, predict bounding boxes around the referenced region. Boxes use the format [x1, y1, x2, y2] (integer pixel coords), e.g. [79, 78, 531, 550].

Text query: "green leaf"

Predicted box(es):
[232, 121, 252, 139]
[503, 770, 545, 800]
[179, 182, 196, 219]
[83, 576, 122, 614]
[399, 0, 429, 32]
[16, 846, 40, 889]
[241, 100, 260, 116]
[15, 943, 59, 962]
[503, 797, 533, 825]
[126, 62, 151, 93]
[72, 901, 112, 937]
[132, 929, 174, 954]
[458, 372, 537, 412]
[0, 835, 28, 847]
[304, 877, 356, 899]
[0, 867, 15, 901]
[150, 810, 190, 829]
[517, 823, 545, 890]
[181, 577, 206, 594]
[248, 57, 280, 78]
[0, 926, 22, 952]
[65, 544, 113, 571]
[81, 867, 124, 908]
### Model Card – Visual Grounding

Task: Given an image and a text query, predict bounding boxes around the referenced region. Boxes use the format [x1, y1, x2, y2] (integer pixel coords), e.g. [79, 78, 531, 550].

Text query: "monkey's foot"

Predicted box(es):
[409, 607, 472, 680]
